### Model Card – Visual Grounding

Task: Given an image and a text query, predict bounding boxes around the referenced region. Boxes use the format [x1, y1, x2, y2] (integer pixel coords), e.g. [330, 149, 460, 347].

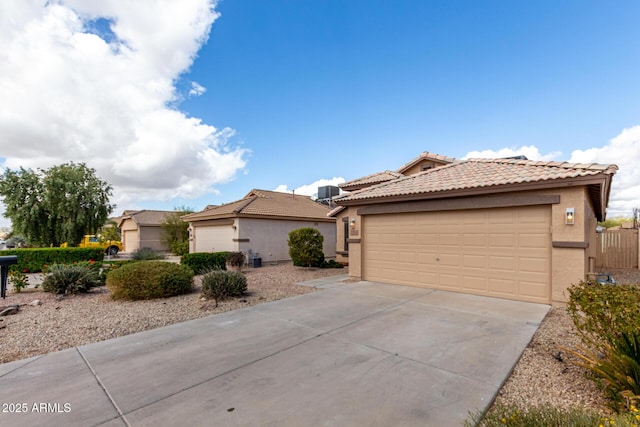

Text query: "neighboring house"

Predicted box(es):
[182, 189, 336, 263]
[333, 156, 617, 305]
[117, 210, 177, 252]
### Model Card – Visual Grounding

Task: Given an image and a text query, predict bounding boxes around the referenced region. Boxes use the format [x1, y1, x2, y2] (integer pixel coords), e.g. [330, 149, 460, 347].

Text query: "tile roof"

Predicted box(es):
[337, 158, 618, 203]
[396, 151, 455, 174]
[120, 210, 177, 226]
[182, 189, 334, 222]
[339, 170, 403, 190]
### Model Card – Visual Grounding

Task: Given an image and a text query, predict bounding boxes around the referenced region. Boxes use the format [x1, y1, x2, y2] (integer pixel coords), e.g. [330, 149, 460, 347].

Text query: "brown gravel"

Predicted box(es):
[492, 267, 640, 415]
[0, 262, 345, 364]
[2, 264, 637, 416]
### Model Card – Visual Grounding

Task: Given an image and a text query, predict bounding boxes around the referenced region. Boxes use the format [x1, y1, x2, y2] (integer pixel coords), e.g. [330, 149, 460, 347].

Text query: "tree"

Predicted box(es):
[160, 206, 193, 255]
[288, 227, 325, 267]
[0, 162, 114, 246]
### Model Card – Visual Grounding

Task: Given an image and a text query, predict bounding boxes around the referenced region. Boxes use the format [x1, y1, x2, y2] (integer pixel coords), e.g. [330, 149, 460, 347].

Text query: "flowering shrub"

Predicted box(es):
[8, 270, 29, 293]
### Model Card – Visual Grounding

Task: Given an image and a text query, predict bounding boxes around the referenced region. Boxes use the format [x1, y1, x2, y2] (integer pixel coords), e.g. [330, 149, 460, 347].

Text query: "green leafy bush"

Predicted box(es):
[4, 247, 104, 273]
[567, 281, 640, 351]
[106, 261, 194, 300]
[8, 270, 30, 292]
[42, 262, 101, 294]
[288, 227, 324, 267]
[201, 270, 247, 306]
[181, 252, 227, 274]
[132, 247, 165, 260]
[226, 251, 245, 271]
[170, 241, 190, 256]
[567, 281, 640, 411]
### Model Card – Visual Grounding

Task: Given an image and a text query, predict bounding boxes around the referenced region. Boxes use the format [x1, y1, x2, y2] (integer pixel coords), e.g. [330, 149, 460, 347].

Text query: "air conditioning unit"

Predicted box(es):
[318, 186, 339, 200]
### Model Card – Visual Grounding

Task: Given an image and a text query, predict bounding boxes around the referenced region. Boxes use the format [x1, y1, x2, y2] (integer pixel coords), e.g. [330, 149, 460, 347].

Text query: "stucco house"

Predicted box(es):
[332, 155, 617, 305]
[182, 189, 336, 263]
[117, 210, 177, 253]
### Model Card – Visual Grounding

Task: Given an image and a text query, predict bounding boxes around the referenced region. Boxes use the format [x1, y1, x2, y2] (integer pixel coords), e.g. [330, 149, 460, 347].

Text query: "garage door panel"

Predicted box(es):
[462, 275, 488, 292]
[363, 206, 551, 303]
[463, 254, 487, 268]
[489, 234, 516, 248]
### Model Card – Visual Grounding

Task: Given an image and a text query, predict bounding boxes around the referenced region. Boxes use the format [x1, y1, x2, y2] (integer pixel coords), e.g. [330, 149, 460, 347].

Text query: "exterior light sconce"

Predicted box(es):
[350, 218, 356, 229]
[565, 208, 575, 225]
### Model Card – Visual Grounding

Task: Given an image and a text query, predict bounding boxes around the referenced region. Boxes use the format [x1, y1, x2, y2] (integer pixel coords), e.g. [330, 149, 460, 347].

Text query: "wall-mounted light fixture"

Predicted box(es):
[565, 208, 575, 225]
[350, 218, 356, 229]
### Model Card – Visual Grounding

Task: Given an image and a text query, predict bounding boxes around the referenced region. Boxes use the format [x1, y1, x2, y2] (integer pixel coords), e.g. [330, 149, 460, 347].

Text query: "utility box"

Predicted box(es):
[249, 256, 262, 268]
[0, 255, 18, 299]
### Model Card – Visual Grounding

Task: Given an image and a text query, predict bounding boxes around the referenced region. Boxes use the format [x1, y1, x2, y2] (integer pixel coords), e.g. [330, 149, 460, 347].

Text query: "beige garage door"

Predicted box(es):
[363, 206, 551, 303]
[122, 230, 139, 253]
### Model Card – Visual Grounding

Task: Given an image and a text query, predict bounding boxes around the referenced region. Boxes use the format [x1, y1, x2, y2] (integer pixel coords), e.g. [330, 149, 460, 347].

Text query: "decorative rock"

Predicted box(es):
[29, 300, 42, 306]
[0, 305, 19, 316]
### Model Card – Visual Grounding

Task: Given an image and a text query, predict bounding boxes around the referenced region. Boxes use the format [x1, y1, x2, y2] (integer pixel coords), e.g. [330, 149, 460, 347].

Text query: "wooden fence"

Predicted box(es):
[596, 229, 638, 269]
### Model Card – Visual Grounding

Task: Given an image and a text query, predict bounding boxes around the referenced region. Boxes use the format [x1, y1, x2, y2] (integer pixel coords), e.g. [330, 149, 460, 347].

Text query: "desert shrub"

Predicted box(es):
[319, 259, 344, 269]
[106, 261, 194, 300]
[567, 281, 640, 350]
[201, 270, 247, 306]
[226, 251, 245, 271]
[4, 247, 104, 273]
[181, 252, 227, 274]
[132, 247, 165, 260]
[170, 241, 190, 256]
[42, 262, 101, 294]
[465, 402, 640, 427]
[288, 227, 324, 267]
[8, 270, 29, 292]
[566, 281, 640, 412]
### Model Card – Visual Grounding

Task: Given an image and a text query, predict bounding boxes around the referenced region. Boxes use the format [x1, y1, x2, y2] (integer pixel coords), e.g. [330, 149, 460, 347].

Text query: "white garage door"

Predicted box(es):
[194, 225, 235, 253]
[362, 206, 551, 303]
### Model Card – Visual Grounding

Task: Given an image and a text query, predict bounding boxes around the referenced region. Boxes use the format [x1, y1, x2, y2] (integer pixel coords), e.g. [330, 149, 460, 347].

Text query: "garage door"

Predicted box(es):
[362, 206, 551, 303]
[194, 225, 235, 253]
[122, 230, 139, 253]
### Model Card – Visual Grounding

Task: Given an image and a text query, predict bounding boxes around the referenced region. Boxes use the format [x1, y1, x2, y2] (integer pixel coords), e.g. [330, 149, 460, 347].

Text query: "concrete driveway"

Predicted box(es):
[0, 278, 549, 426]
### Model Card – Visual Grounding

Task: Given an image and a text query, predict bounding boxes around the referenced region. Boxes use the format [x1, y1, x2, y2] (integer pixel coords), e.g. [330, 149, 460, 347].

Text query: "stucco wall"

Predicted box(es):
[237, 218, 336, 263]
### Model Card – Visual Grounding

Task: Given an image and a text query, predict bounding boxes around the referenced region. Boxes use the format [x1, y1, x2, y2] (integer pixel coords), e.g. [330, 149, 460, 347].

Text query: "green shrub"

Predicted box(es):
[567, 281, 640, 351]
[42, 262, 101, 294]
[132, 247, 165, 260]
[4, 247, 104, 273]
[106, 261, 194, 300]
[181, 252, 227, 274]
[567, 281, 640, 412]
[288, 227, 324, 267]
[465, 402, 639, 426]
[8, 270, 29, 292]
[201, 270, 247, 306]
[170, 241, 190, 256]
[319, 259, 344, 269]
[226, 251, 245, 271]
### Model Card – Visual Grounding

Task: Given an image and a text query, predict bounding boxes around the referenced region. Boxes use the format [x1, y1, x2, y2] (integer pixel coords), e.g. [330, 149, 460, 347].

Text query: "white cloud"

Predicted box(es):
[275, 177, 345, 199]
[189, 82, 207, 97]
[0, 0, 247, 213]
[464, 145, 561, 161]
[569, 125, 640, 217]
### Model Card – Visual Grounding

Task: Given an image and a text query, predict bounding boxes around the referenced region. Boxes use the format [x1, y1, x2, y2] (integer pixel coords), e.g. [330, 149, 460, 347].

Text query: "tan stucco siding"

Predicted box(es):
[237, 218, 336, 263]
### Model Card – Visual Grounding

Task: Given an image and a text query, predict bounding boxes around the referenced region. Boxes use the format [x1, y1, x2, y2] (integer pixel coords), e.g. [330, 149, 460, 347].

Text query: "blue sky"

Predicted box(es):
[0, 0, 639, 226]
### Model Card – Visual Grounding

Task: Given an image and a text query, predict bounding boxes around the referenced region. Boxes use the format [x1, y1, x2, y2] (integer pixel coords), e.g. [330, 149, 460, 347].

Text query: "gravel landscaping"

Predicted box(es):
[2, 262, 637, 418]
